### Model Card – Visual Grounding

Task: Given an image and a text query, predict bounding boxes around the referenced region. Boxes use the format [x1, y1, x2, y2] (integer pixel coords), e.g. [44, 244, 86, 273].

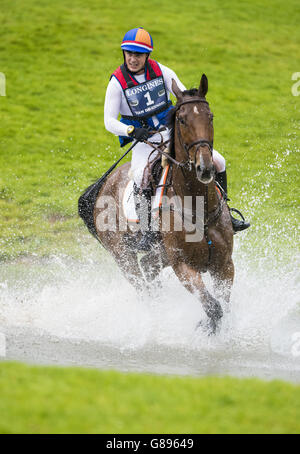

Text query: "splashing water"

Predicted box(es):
[0, 147, 299, 381]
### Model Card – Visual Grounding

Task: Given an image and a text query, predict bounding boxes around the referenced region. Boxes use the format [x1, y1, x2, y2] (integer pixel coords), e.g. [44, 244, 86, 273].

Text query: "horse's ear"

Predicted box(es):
[198, 74, 208, 98]
[172, 78, 183, 102]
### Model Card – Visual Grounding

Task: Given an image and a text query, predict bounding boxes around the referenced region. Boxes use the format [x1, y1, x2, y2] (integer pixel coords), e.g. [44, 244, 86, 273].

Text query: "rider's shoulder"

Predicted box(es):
[107, 73, 122, 93]
[148, 59, 165, 72]
[110, 65, 122, 81]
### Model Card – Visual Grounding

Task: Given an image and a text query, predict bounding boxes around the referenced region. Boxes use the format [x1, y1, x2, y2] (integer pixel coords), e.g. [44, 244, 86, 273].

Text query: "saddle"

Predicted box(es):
[140, 156, 171, 197]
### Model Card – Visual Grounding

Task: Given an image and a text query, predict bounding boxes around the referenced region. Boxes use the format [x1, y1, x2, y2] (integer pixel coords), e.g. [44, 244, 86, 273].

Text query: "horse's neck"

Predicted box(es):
[171, 133, 219, 209]
[206, 180, 220, 213]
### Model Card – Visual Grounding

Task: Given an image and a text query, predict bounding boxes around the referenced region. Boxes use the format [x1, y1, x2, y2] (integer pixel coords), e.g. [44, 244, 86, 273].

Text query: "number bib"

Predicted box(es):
[124, 76, 168, 118]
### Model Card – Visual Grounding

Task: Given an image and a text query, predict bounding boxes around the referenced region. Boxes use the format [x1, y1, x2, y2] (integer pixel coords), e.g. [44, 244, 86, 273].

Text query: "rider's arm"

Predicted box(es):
[104, 77, 130, 137]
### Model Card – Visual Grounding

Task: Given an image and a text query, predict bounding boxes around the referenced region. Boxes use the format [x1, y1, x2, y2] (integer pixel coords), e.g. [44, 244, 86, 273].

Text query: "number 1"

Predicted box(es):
[144, 92, 154, 106]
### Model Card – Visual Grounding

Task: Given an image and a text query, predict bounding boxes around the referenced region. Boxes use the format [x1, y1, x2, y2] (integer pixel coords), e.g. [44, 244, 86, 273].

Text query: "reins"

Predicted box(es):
[144, 138, 187, 168]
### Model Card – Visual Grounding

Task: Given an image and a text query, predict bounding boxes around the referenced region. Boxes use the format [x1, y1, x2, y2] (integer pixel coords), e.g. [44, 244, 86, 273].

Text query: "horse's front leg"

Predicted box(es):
[211, 258, 234, 310]
[173, 261, 223, 335]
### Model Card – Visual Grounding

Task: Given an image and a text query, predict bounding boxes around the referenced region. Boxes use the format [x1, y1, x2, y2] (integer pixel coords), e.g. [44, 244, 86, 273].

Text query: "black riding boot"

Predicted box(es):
[133, 186, 158, 251]
[216, 170, 250, 234]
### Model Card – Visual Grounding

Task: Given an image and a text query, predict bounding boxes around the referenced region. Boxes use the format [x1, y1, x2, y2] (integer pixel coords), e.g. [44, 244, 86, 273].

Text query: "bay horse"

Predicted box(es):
[79, 74, 234, 334]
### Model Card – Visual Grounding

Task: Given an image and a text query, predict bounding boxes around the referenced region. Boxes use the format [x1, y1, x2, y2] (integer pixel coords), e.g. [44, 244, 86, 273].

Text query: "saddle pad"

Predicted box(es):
[122, 165, 170, 224]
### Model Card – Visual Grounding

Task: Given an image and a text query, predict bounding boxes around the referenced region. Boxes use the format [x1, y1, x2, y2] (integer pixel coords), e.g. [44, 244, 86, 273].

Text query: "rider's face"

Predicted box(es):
[124, 51, 147, 74]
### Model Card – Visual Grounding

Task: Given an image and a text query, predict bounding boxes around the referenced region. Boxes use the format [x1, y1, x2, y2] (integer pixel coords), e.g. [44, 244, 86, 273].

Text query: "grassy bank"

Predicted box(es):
[0, 0, 299, 260]
[0, 1, 299, 435]
[0, 361, 299, 434]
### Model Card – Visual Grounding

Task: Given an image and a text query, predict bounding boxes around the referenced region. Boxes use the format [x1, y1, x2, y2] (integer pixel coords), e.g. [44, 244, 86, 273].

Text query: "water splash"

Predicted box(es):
[0, 146, 299, 381]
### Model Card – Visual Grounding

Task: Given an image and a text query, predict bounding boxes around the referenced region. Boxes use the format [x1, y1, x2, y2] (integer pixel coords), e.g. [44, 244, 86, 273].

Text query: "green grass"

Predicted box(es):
[0, 0, 299, 260]
[0, 361, 299, 434]
[0, 0, 299, 435]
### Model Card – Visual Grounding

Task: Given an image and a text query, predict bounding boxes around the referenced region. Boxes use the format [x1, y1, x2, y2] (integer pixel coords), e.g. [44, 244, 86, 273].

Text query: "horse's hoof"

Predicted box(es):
[196, 317, 220, 336]
[209, 317, 221, 336]
[206, 296, 223, 321]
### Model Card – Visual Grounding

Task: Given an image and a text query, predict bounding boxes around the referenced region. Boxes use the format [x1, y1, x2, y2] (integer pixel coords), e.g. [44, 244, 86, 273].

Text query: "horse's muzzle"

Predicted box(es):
[196, 165, 214, 184]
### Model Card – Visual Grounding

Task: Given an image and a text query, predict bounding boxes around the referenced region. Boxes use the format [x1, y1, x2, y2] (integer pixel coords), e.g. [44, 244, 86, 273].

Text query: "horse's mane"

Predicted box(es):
[167, 88, 199, 158]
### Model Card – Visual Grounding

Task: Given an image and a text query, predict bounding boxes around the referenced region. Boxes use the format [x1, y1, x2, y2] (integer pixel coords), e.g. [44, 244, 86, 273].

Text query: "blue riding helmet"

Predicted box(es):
[121, 27, 153, 53]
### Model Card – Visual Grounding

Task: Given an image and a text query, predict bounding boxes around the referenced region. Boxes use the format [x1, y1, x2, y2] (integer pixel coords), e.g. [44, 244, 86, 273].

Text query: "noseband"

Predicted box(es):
[175, 98, 213, 164]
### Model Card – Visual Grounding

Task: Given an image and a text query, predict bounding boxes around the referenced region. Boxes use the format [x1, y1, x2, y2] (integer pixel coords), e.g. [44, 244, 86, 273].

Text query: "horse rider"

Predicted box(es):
[104, 27, 250, 250]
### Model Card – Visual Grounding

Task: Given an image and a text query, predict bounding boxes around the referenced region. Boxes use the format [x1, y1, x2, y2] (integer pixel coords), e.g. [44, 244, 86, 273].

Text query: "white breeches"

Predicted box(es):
[212, 149, 226, 173]
[130, 130, 167, 187]
[130, 129, 226, 187]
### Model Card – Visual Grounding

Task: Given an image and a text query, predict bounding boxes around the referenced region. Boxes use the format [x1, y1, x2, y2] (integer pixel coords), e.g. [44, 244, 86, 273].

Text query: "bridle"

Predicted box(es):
[144, 95, 223, 265]
[173, 97, 224, 266]
[175, 97, 214, 168]
[144, 96, 214, 172]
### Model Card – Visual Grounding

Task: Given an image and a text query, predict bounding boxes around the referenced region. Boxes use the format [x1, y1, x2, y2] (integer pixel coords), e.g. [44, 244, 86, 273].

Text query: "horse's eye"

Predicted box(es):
[178, 117, 185, 126]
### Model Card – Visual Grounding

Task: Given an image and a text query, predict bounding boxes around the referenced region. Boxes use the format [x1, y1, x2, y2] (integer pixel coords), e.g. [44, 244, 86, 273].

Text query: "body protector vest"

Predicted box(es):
[111, 59, 173, 147]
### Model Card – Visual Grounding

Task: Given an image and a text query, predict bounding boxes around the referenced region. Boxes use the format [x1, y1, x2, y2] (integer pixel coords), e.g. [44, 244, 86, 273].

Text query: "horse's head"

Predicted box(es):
[172, 74, 214, 184]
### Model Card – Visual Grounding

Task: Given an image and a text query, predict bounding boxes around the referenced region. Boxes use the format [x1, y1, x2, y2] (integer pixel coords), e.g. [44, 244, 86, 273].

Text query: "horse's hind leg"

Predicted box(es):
[173, 261, 223, 335]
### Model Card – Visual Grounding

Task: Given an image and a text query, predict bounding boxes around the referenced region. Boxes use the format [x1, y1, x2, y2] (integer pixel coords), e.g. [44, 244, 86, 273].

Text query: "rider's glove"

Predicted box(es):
[127, 126, 151, 142]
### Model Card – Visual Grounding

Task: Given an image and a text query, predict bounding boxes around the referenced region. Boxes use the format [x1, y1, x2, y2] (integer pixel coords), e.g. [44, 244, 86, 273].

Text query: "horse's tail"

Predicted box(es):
[78, 174, 107, 240]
